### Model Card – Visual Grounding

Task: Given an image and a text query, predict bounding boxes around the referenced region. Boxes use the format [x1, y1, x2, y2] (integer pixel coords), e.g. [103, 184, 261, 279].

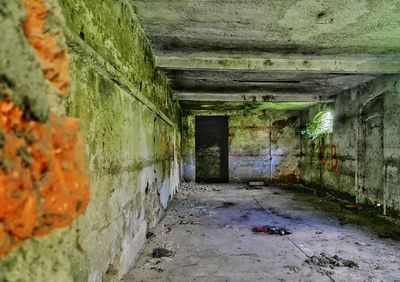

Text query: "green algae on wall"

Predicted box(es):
[59, 0, 182, 280]
[300, 75, 400, 215]
[0, 0, 89, 281]
[182, 109, 302, 183]
[0, 0, 181, 281]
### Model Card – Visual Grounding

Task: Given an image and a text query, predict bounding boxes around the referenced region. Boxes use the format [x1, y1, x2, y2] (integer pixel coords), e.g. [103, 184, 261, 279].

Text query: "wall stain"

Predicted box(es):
[22, 0, 70, 97]
[0, 99, 89, 255]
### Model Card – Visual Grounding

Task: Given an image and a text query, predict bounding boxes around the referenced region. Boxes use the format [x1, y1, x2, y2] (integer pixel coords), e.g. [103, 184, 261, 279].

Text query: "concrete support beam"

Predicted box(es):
[157, 54, 400, 73]
[174, 92, 335, 102]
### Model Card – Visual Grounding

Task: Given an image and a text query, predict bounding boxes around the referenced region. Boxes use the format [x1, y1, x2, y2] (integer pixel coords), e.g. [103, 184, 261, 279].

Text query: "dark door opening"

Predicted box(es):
[195, 116, 229, 183]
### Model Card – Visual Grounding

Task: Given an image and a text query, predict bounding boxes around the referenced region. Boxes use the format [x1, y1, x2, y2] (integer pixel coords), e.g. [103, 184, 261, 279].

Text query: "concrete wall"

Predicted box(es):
[300, 75, 400, 213]
[182, 110, 301, 183]
[0, 0, 181, 281]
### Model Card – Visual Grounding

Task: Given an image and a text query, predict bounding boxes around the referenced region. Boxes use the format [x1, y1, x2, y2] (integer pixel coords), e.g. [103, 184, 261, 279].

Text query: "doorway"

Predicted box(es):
[359, 95, 384, 203]
[195, 116, 229, 182]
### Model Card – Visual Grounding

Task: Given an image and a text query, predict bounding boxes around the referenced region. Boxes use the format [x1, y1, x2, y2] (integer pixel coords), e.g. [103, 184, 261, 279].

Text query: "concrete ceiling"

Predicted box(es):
[132, 0, 400, 111]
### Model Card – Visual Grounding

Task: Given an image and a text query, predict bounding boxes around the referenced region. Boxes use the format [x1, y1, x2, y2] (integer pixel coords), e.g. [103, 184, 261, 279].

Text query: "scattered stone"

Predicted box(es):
[147, 258, 161, 265]
[151, 247, 173, 258]
[252, 225, 291, 236]
[146, 232, 155, 239]
[355, 242, 367, 246]
[345, 203, 363, 209]
[179, 219, 200, 225]
[178, 182, 220, 199]
[217, 202, 236, 208]
[305, 253, 358, 268]
[283, 265, 299, 272]
[249, 181, 264, 186]
[370, 263, 381, 270]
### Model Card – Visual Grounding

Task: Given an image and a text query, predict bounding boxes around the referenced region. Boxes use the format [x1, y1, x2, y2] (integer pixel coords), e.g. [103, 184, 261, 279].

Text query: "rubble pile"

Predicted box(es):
[306, 253, 358, 268]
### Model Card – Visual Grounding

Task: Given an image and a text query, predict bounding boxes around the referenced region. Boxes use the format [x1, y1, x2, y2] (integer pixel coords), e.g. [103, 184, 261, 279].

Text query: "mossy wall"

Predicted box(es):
[300, 75, 400, 213]
[182, 110, 301, 183]
[0, 0, 181, 281]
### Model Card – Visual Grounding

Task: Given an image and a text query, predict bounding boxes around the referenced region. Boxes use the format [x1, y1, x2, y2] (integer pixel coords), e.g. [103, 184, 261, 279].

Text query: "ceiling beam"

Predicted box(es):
[157, 54, 400, 73]
[173, 92, 335, 102]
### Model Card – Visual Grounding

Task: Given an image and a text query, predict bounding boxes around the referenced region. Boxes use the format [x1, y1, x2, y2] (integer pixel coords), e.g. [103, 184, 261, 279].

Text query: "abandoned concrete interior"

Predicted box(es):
[0, 0, 400, 281]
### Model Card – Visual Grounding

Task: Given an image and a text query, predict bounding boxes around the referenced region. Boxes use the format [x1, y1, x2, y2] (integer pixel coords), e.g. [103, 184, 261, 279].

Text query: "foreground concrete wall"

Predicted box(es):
[300, 75, 400, 213]
[0, 0, 181, 281]
[182, 110, 301, 183]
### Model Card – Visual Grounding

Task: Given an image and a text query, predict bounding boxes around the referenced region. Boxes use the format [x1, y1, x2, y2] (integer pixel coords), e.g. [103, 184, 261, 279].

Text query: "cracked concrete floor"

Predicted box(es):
[123, 184, 400, 282]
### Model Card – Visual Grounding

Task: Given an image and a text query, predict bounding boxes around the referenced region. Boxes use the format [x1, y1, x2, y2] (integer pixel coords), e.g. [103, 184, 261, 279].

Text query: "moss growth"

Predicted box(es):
[0, 130, 5, 147]
[0, 156, 10, 172]
[17, 146, 32, 167]
[182, 101, 316, 111]
[302, 111, 333, 140]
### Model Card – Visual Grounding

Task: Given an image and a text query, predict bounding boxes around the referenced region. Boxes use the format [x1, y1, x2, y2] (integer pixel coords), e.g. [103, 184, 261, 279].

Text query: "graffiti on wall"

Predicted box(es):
[320, 144, 338, 172]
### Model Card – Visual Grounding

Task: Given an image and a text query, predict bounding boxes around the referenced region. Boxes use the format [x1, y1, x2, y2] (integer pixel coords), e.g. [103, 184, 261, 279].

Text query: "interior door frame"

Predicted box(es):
[195, 115, 229, 183]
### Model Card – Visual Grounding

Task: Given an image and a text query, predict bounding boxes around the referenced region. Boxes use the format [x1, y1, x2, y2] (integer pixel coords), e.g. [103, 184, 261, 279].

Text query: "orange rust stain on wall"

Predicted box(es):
[0, 0, 89, 256]
[22, 0, 70, 97]
[0, 99, 89, 255]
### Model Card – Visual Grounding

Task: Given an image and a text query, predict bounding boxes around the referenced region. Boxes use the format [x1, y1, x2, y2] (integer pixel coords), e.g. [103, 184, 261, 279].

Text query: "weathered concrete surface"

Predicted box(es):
[133, 0, 400, 55]
[0, 0, 89, 281]
[0, 0, 50, 120]
[182, 114, 196, 182]
[132, 0, 399, 110]
[384, 77, 400, 215]
[0, 0, 181, 281]
[182, 110, 301, 183]
[59, 0, 181, 280]
[180, 101, 317, 112]
[159, 55, 399, 73]
[168, 70, 379, 98]
[300, 75, 400, 213]
[123, 183, 400, 281]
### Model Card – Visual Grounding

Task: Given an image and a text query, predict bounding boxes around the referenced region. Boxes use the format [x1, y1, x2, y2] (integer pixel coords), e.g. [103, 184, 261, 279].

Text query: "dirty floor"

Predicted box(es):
[122, 184, 400, 282]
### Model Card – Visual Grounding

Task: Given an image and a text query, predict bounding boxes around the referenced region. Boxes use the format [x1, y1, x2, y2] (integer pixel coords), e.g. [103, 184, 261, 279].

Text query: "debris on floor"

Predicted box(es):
[150, 267, 164, 272]
[151, 247, 173, 258]
[179, 182, 218, 198]
[249, 181, 265, 186]
[345, 203, 363, 209]
[217, 202, 236, 208]
[355, 242, 369, 247]
[337, 218, 348, 226]
[305, 253, 358, 268]
[179, 219, 200, 225]
[124, 183, 400, 282]
[146, 232, 155, 239]
[283, 265, 299, 272]
[252, 225, 292, 235]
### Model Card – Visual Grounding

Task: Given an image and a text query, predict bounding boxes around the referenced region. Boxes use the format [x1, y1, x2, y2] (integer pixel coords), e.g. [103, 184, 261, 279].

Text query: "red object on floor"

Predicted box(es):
[253, 226, 269, 232]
